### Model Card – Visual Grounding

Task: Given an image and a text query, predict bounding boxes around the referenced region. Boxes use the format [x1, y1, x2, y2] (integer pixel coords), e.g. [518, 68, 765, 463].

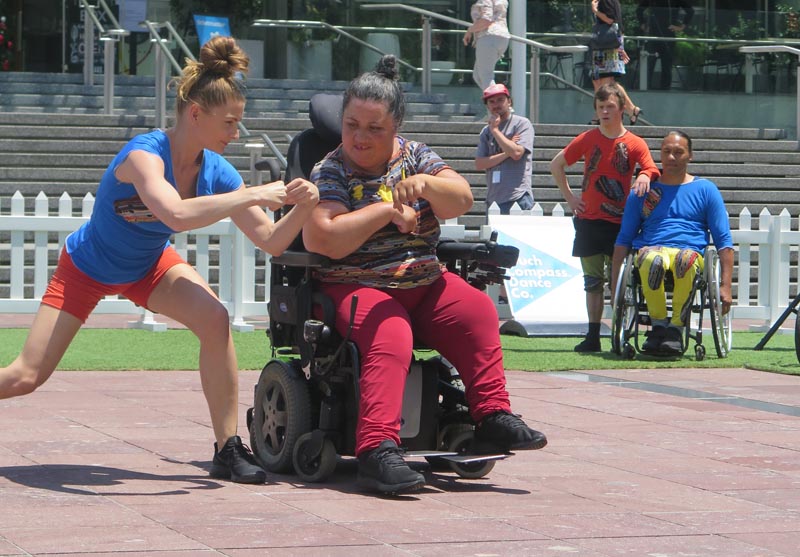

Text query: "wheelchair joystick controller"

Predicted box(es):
[316, 295, 359, 379]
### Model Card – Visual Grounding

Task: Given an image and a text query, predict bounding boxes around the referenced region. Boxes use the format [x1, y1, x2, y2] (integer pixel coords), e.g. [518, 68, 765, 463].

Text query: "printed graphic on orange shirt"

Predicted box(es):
[612, 142, 630, 174]
[581, 146, 602, 192]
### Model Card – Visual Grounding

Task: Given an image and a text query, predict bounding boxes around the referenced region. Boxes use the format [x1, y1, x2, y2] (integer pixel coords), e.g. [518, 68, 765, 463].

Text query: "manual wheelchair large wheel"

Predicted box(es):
[292, 432, 338, 483]
[705, 248, 732, 358]
[794, 315, 800, 365]
[611, 254, 638, 356]
[249, 360, 312, 473]
[442, 424, 495, 479]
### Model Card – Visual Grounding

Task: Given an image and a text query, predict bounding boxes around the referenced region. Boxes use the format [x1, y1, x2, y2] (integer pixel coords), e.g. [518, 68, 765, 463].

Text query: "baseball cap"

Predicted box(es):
[482, 82, 510, 102]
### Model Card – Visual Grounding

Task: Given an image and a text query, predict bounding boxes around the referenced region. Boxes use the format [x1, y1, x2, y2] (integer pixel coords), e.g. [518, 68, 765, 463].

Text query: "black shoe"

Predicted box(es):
[641, 325, 666, 353]
[660, 327, 683, 354]
[357, 440, 425, 494]
[473, 411, 548, 454]
[574, 337, 601, 352]
[209, 435, 267, 484]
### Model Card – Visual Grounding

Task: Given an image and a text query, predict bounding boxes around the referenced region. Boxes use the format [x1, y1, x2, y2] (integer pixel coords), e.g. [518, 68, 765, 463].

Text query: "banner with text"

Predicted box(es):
[489, 215, 586, 336]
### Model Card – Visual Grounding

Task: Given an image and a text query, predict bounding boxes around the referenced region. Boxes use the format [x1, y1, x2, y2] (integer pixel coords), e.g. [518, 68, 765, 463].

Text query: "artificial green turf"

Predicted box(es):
[1, 328, 797, 374]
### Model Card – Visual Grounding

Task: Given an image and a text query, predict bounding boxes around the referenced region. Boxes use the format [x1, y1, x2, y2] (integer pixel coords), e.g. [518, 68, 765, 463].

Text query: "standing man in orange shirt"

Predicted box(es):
[550, 83, 659, 352]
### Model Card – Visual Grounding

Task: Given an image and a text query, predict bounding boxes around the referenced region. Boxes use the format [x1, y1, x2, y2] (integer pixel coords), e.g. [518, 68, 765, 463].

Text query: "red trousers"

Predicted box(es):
[319, 271, 511, 456]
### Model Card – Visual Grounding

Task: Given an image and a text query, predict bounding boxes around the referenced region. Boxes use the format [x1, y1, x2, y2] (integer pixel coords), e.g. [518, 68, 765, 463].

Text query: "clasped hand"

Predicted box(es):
[255, 178, 319, 212]
[390, 174, 424, 233]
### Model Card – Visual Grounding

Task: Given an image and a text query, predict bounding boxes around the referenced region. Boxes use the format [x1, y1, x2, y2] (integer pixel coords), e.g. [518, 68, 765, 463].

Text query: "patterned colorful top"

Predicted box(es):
[310, 137, 452, 289]
[562, 128, 659, 224]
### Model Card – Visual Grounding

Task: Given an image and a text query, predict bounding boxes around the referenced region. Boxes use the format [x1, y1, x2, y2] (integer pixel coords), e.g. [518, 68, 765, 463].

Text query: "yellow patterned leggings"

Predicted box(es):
[635, 246, 704, 327]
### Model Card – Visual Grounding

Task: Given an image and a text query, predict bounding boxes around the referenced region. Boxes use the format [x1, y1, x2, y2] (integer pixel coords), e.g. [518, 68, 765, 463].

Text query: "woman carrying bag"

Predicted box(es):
[589, 0, 643, 125]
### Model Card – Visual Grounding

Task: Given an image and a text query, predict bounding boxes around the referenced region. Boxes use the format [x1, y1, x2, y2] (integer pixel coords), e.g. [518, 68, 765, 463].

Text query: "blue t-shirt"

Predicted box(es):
[615, 176, 733, 253]
[66, 130, 242, 284]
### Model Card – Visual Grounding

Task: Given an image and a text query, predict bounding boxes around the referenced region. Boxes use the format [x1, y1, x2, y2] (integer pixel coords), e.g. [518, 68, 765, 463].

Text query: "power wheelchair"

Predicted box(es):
[246, 94, 522, 483]
[611, 246, 732, 360]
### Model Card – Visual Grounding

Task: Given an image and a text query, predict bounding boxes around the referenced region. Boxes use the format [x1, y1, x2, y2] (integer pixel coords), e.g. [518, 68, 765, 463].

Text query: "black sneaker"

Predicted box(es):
[660, 327, 683, 355]
[642, 325, 666, 353]
[357, 440, 425, 494]
[473, 411, 548, 454]
[574, 337, 601, 352]
[209, 435, 267, 484]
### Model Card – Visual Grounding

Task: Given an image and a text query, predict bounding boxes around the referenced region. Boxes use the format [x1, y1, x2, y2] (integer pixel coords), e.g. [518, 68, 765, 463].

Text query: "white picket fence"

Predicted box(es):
[1, 192, 797, 331]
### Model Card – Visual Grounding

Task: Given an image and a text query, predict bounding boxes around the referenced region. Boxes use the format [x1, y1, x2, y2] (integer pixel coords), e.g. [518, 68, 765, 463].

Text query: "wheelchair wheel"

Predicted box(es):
[443, 424, 495, 479]
[705, 248, 732, 358]
[611, 255, 637, 355]
[292, 432, 338, 483]
[795, 316, 800, 365]
[695, 344, 706, 361]
[621, 343, 636, 360]
[249, 360, 312, 473]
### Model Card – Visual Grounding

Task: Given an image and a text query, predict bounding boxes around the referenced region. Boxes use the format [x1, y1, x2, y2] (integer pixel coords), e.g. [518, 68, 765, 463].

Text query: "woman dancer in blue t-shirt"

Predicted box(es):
[0, 36, 318, 484]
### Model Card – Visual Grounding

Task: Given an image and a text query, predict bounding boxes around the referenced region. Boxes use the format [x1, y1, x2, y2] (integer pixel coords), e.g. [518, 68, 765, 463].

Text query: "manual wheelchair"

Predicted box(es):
[245, 93, 522, 483]
[611, 246, 732, 360]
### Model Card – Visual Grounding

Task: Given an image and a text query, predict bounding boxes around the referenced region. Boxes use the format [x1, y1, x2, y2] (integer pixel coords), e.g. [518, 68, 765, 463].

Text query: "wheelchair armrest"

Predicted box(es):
[271, 250, 331, 268]
[436, 239, 520, 269]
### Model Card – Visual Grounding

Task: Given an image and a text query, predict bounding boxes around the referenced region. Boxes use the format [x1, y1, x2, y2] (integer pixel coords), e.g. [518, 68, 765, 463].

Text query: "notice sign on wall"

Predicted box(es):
[489, 215, 587, 336]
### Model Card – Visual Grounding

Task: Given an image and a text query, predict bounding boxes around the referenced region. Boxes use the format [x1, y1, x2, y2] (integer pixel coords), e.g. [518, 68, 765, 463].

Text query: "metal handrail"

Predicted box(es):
[252, 19, 418, 75]
[79, 0, 128, 113]
[535, 31, 800, 92]
[140, 20, 287, 171]
[359, 3, 587, 122]
[740, 45, 800, 144]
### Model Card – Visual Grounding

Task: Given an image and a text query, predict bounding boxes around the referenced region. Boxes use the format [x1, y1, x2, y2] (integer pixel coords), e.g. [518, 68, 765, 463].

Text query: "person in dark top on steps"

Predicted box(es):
[637, 0, 695, 90]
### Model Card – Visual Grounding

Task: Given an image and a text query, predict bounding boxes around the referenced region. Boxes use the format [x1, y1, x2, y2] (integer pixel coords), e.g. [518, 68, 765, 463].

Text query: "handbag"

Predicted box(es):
[589, 22, 621, 50]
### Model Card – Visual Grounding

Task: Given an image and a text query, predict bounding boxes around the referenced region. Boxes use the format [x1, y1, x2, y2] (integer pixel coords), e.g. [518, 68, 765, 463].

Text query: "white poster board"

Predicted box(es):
[489, 215, 587, 336]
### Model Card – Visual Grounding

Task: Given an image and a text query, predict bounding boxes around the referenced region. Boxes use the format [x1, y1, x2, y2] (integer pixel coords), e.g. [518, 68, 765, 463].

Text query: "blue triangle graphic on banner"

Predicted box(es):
[496, 230, 582, 313]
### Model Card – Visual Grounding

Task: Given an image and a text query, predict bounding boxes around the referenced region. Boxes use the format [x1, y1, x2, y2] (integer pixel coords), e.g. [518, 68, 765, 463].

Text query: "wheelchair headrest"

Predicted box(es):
[284, 93, 344, 182]
[309, 93, 343, 145]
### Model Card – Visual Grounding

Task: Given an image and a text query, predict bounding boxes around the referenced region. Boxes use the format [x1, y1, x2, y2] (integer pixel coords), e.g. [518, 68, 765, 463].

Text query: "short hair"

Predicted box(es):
[172, 36, 248, 115]
[664, 130, 693, 153]
[593, 83, 626, 110]
[342, 55, 405, 127]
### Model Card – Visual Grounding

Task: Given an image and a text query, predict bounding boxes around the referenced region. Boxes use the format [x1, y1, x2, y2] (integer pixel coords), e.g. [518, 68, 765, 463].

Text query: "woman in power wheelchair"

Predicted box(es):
[247, 55, 547, 495]
[610, 131, 734, 360]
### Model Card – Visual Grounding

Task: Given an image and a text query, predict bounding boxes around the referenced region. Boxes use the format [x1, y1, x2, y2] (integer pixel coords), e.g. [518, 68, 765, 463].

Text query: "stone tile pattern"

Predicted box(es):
[0, 367, 799, 556]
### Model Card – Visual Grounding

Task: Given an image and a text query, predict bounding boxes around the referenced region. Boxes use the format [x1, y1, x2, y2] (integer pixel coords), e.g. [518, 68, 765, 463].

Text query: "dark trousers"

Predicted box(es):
[647, 39, 675, 90]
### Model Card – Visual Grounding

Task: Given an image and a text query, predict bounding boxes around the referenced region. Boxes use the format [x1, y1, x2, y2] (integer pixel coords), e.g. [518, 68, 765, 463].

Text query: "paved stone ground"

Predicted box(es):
[1, 365, 799, 556]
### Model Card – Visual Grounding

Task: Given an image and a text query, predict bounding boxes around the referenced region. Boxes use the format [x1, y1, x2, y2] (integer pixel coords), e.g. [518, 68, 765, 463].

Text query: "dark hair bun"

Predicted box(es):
[374, 55, 399, 81]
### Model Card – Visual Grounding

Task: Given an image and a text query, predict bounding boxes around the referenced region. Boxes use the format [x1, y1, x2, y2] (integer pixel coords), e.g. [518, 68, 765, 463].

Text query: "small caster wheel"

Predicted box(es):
[446, 427, 495, 479]
[622, 343, 636, 360]
[292, 432, 337, 483]
[695, 345, 706, 361]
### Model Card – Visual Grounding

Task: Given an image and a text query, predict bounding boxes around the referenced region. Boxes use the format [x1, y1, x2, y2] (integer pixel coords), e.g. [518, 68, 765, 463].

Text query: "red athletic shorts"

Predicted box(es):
[41, 246, 188, 323]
